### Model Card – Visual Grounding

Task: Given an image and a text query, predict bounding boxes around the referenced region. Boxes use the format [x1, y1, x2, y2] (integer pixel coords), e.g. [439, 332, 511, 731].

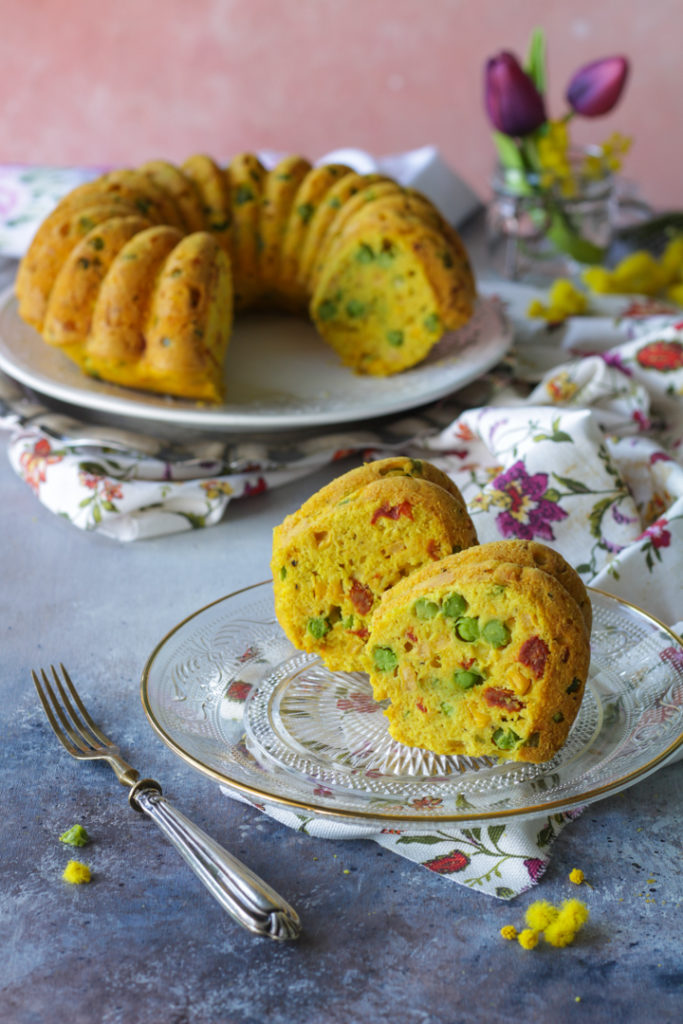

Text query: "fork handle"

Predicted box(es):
[129, 780, 301, 941]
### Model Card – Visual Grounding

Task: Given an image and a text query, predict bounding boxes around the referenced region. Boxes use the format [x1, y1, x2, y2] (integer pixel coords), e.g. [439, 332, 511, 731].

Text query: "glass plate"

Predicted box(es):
[0, 287, 510, 433]
[141, 581, 683, 826]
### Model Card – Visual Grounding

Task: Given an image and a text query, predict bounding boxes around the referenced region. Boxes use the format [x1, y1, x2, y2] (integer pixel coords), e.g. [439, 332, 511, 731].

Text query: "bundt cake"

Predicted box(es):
[271, 463, 478, 672]
[366, 544, 591, 763]
[15, 154, 476, 401]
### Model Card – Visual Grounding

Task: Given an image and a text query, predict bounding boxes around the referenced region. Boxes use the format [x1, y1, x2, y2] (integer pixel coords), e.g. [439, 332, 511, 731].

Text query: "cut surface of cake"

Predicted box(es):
[272, 470, 478, 672]
[366, 548, 591, 763]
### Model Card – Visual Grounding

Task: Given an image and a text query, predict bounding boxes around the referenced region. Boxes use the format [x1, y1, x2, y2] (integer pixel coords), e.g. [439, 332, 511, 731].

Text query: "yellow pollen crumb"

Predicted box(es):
[518, 928, 540, 950]
[62, 860, 91, 884]
[525, 899, 559, 931]
[569, 868, 585, 885]
[544, 898, 589, 947]
[343, 869, 351, 875]
[500, 925, 518, 940]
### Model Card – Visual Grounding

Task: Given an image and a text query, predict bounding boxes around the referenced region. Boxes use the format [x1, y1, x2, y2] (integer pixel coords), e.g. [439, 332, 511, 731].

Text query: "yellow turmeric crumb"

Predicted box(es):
[62, 860, 91, 884]
[569, 868, 585, 885]
[518, 928, 540, 950]
[500, 925, 518, 940]
[525, 899, 559, 931]
[544, 898, 589, 947]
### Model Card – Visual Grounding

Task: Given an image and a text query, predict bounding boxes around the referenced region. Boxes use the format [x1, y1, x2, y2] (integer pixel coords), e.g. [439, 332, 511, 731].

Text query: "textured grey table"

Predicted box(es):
[1, 255, 681, 1024]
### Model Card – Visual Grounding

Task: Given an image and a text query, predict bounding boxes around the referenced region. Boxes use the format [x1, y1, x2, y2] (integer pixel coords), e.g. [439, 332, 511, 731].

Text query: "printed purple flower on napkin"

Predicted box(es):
[489, 460, 568, 541]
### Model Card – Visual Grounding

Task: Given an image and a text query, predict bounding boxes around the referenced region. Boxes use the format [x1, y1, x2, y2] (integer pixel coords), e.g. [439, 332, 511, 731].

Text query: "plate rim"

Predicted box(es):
[140, 580, 683, 825]
[0, 284, 511, 433]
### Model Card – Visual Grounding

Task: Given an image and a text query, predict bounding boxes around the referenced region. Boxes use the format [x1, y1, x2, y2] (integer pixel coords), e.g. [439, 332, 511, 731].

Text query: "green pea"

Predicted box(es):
[423, 312, 440, 332]
[440, 702, 453, 716]
[373, 646, 398, 672]
[355, 243, 374, 263]
[279, 566, 287, 581]
[317, 299, 338, 322]
[386, 329, 404, 347]
[346, 299, 366, 318]
[414, 598, 439, 620]
[481, 619, 511, 648]
[552, 711, 565, 723]
[308, 617, 330, 639]
[443, 592, 467, 618]
[342, 615, 354, 629]
[453, 669, 483, 690]
[455, 616, 480, 642]
[492, 727, 521, 750]
[235, 184, 255, 205]
[297, 202, 314, 223]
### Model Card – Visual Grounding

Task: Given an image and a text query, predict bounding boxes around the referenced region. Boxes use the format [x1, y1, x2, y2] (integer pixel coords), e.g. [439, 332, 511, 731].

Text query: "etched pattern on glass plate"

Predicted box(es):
[142, 583, 683, 825]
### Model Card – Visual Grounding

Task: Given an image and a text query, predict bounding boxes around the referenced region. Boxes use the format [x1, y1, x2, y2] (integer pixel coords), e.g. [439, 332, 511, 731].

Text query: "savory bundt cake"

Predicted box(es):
[15, 154, 476, 401]
[366, 543, 591, 763]
[271, 468, 478, 672]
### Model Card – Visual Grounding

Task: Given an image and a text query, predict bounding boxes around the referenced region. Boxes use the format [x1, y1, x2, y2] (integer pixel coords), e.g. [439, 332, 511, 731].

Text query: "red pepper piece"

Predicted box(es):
[483, 687, 524, 712]
[371, 500, 413, 525]
[518, 636, 549, 678]
[427, 538, 441, 560]
[349, 579, 373, 615]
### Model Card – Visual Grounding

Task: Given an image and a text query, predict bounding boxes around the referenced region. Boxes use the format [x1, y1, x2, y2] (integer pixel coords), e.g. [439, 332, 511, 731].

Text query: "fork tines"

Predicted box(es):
[32, 664, 111, 757]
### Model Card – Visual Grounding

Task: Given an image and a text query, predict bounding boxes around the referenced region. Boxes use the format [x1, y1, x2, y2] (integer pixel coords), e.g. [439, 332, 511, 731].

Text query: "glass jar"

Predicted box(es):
[487, 146, 617, 281]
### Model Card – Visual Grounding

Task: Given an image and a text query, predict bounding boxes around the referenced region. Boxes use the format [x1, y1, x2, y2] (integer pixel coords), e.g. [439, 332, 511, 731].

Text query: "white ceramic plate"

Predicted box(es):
[141, 581, 683, 827]
[0, 286, 511, 433]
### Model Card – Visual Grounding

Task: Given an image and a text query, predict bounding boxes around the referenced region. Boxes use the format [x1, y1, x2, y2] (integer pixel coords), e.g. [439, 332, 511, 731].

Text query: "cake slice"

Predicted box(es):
[366, 550, 591, 763]
[272, 474, 478, 672]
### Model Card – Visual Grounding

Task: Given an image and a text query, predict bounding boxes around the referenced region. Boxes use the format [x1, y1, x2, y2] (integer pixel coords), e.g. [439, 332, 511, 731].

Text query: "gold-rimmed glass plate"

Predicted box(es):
[141, 581, 683, 826]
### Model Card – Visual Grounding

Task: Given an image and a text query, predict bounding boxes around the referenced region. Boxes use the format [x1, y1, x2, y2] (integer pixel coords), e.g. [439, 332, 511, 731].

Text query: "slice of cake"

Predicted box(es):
[272, 472, 478, 672]
[366, 549, 591, 763]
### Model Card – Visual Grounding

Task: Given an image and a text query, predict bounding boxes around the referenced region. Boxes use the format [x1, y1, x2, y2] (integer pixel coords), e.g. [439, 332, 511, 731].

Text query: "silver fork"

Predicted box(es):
[32, 664, 301, 941]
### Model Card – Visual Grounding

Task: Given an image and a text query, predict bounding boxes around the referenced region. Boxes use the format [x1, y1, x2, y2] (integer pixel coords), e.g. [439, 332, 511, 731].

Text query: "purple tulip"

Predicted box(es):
[566, 56, 629, 117]
[485, 51, 547, 137]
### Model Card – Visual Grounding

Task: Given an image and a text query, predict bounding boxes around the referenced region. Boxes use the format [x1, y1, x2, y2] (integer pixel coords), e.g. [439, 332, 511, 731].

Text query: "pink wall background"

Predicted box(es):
[1, 0, 680, 208]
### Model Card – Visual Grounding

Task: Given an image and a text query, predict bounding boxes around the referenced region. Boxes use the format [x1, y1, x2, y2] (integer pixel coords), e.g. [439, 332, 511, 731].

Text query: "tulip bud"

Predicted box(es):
[566, 57, 629, 117]
[485, 51, 547, 137]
